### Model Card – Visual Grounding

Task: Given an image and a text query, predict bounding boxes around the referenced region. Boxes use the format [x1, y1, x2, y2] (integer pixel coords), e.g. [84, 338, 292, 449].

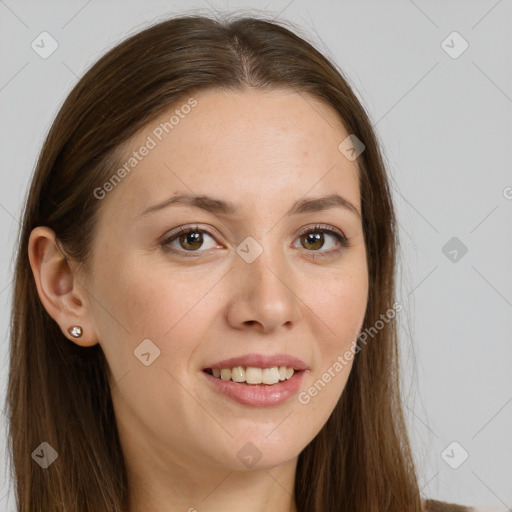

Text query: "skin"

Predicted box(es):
[28, 88, 369, 512]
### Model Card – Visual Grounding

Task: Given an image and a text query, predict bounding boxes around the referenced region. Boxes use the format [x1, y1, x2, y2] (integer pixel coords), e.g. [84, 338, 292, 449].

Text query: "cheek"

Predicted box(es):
[94, 258, 238, 399]
[89, 254, 197, 376]
[94, 249, 210, 334]
[91, 259, 217, 434]
[309, 260, 369, 346]
[297, 257, 367, 409]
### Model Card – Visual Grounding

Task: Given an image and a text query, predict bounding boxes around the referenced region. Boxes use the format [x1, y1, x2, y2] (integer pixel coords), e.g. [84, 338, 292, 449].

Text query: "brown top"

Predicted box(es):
[424, 499, 472, 511]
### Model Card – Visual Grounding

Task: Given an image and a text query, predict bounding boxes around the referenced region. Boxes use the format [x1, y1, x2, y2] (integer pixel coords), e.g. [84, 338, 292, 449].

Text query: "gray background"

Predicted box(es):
[1, 0, 511, 510]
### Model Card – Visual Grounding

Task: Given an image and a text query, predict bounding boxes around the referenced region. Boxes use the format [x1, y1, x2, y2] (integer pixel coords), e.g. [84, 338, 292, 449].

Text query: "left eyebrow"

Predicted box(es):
[135, 192, 362, 220]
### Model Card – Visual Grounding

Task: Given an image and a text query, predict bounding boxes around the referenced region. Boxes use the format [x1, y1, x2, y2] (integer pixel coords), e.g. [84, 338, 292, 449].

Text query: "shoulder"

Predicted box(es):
[422, 499, 476, 511]
[423, 499, 507, 512]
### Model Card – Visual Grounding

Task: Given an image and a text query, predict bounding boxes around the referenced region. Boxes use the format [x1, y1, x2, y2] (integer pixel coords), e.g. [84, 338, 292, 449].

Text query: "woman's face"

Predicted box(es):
[84, 88, 368, 473]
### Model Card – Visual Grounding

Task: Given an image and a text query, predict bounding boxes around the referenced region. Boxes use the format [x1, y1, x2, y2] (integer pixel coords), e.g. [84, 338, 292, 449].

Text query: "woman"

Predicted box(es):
[5, 13, 474, 512]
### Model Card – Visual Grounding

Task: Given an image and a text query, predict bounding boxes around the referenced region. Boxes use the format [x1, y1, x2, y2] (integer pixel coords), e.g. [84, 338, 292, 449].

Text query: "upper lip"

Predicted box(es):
[205, 353, 308, 371]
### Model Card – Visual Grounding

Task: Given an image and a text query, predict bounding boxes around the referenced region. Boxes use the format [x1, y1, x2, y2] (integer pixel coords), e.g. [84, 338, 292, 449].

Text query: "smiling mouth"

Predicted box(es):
[203, 366, 301, 385]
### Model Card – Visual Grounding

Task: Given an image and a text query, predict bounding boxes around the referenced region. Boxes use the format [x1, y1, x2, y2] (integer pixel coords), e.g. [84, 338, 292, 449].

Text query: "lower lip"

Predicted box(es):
[201, 370, 306, 407]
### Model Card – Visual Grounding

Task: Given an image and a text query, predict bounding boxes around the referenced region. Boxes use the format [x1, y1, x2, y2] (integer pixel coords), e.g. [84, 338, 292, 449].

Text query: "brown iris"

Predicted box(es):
[178, 231, 203, 251]
[300, 232, 324, 251]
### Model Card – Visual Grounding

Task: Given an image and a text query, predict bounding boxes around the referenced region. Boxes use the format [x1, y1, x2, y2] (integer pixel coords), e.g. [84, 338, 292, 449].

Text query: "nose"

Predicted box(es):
[225, 246, 303, 334]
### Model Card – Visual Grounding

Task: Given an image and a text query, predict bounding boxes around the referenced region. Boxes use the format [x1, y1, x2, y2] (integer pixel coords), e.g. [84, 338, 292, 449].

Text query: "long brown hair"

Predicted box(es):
[5, 12, 424, 511]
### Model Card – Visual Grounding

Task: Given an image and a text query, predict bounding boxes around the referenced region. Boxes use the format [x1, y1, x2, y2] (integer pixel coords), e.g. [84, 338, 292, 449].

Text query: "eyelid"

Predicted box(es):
[295, 223, 347, 241]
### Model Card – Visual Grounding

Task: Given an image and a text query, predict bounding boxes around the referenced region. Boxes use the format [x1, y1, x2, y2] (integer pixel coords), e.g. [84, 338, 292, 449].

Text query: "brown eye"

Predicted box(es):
[300, 232, 325, 251]
[162, 224, 350, 258]
[177, 230, 203, 251]
[294, 225, 349, 255]
[162, 226, 219, 255]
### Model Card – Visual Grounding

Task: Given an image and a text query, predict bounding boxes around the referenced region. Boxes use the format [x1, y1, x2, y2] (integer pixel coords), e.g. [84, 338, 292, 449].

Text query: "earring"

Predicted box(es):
[67, 326, 83, 338]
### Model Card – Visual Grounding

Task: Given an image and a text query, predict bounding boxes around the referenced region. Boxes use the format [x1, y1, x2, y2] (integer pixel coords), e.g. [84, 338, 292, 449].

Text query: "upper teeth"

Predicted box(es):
[211, 366, 295, 384]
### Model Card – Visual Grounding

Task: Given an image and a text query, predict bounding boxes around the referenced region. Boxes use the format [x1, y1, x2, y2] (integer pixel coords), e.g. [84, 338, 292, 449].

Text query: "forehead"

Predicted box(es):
[103, 88, 361, 218]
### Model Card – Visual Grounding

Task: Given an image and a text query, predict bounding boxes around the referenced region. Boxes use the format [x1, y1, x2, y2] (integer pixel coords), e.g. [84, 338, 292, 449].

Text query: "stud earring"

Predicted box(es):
[67, 326, 83, 338]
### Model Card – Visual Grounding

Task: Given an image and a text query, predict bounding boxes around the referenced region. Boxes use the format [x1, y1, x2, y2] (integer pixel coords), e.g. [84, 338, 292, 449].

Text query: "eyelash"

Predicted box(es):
[161, 224, 352, 259]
